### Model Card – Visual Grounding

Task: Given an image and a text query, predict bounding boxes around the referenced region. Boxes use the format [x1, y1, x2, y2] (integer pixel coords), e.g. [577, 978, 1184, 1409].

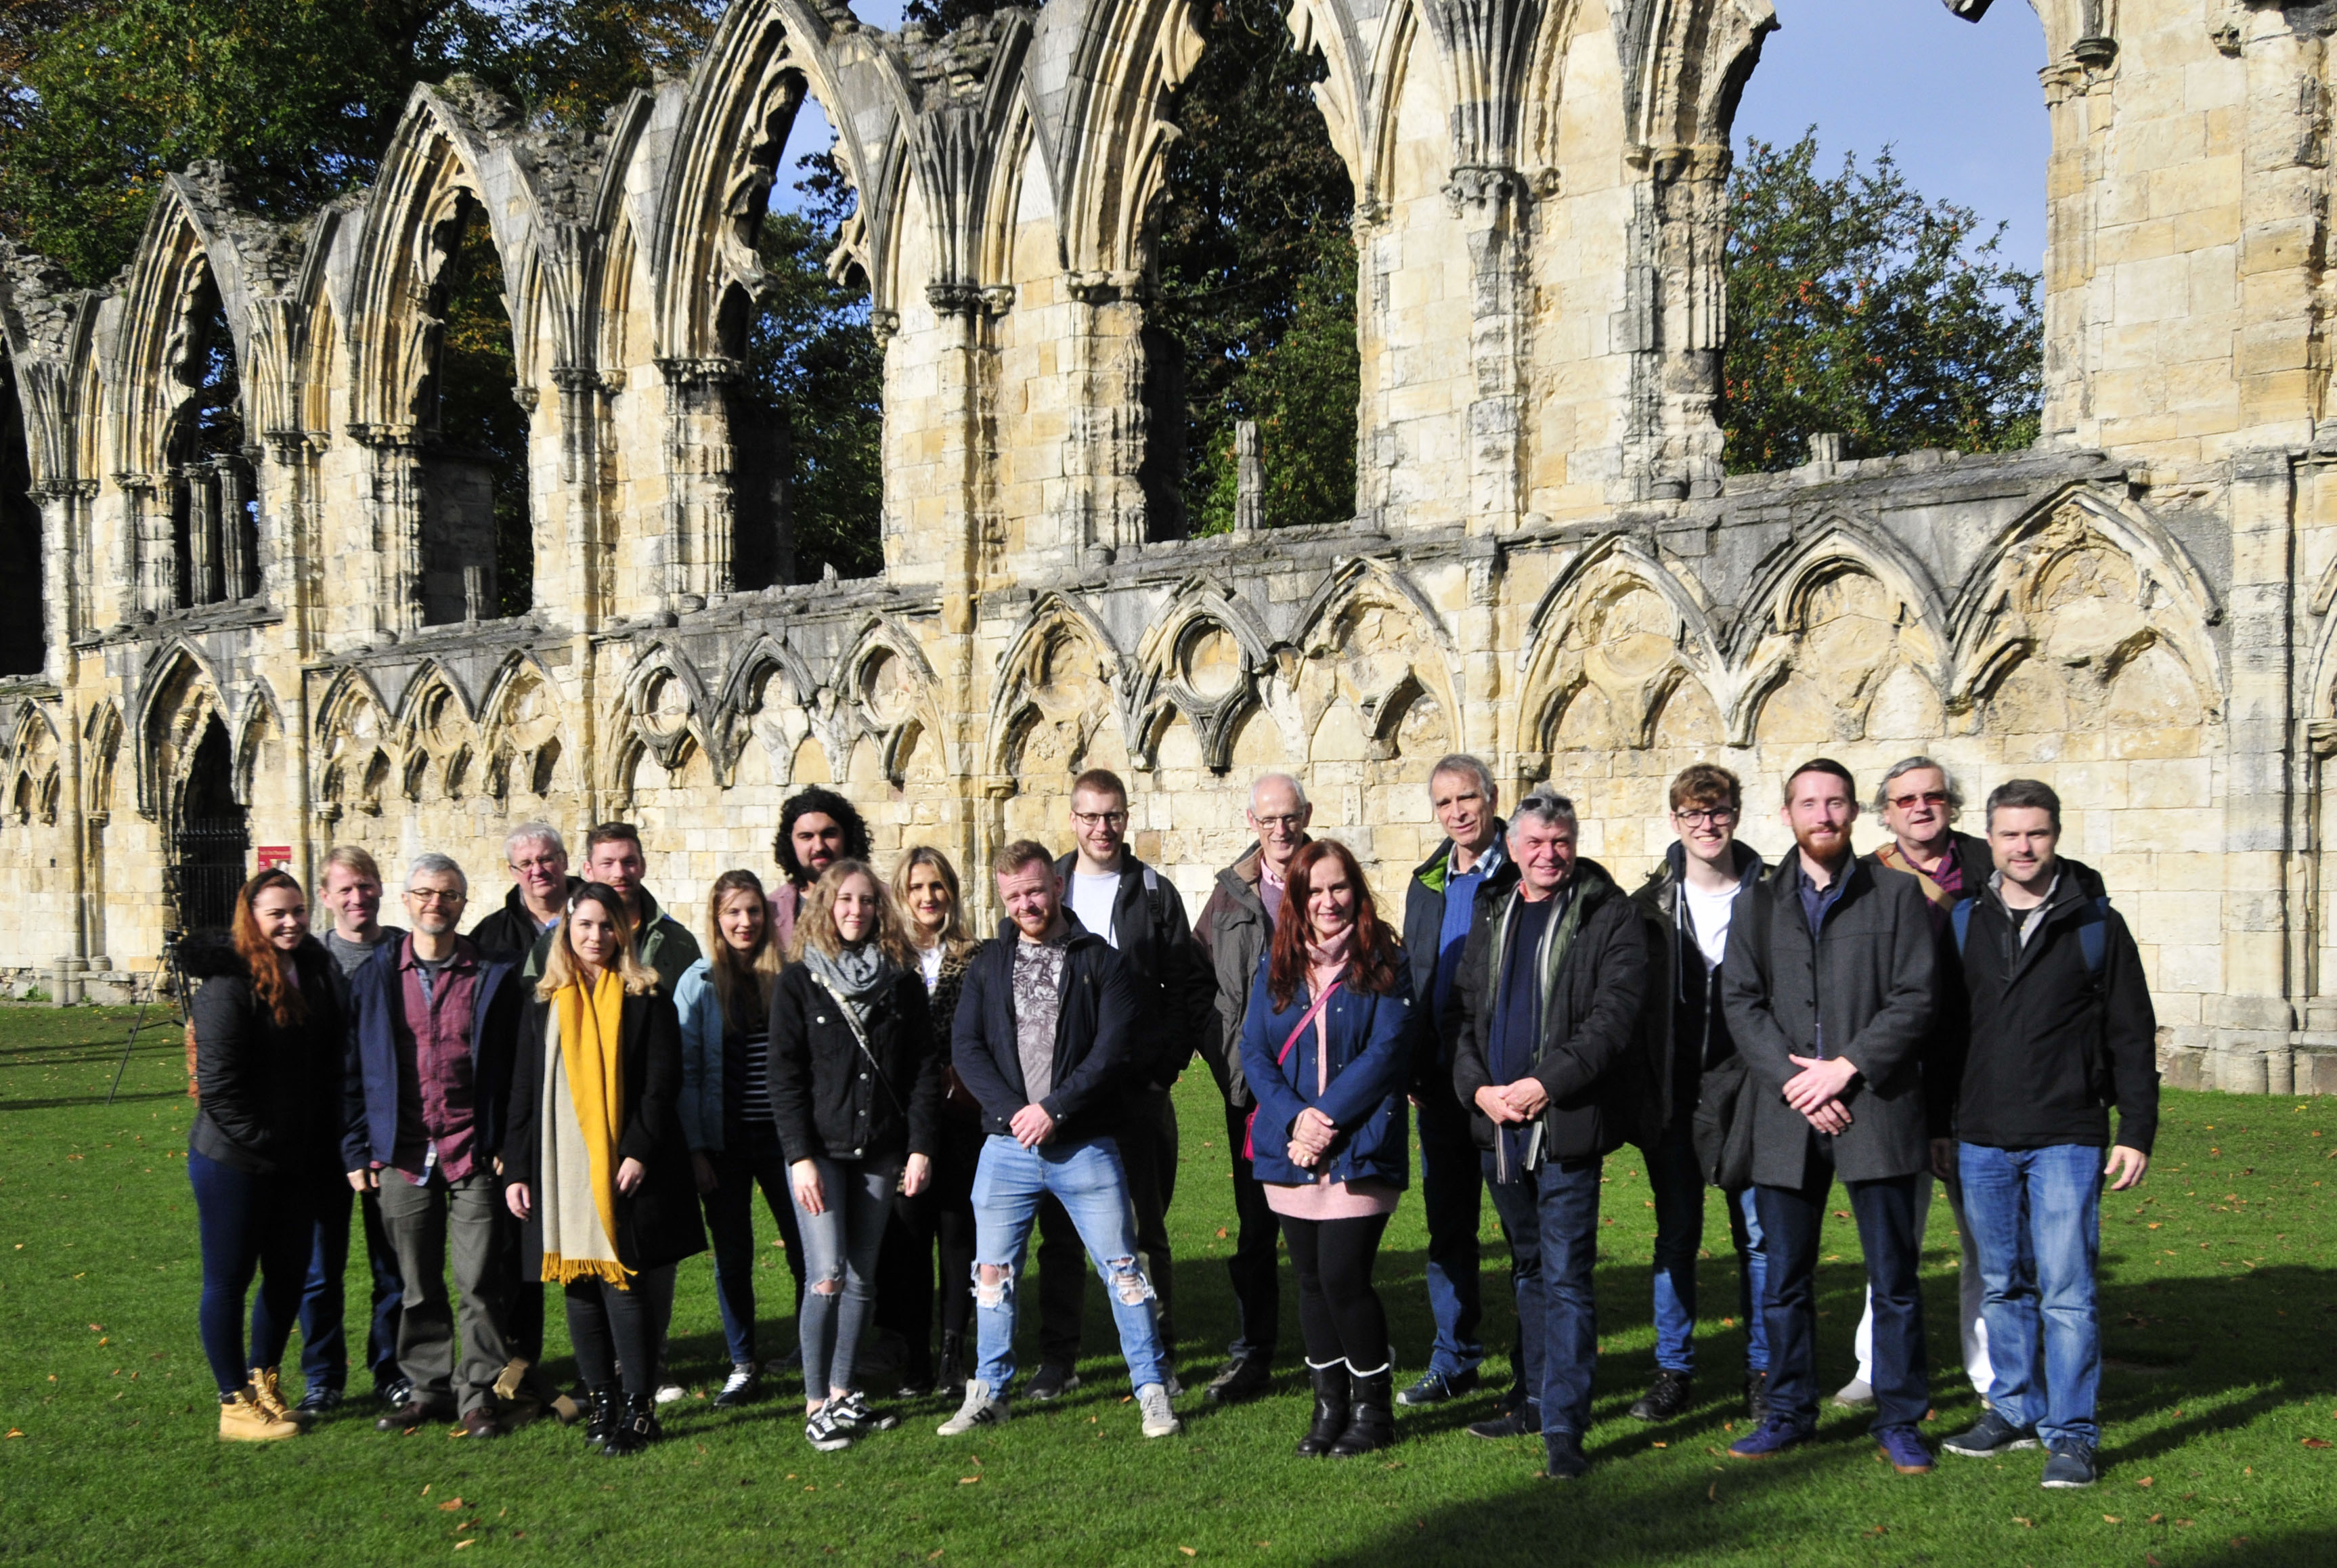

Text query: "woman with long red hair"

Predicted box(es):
[183, 868, 348, 1440]
[1238, 838, 1415, 1458]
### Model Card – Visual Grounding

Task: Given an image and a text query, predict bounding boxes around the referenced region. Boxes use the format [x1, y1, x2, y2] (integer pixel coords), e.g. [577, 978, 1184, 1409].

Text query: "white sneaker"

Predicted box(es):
[1831, 1377, 1875, 1409]
[1136, 1382, 1180, 1439]
[653, 1382, 686, 1406]
[937, 1378, 1009, 1436]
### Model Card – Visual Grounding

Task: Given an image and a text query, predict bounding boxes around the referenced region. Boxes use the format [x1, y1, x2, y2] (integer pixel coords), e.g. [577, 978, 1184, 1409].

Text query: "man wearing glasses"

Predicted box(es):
[466, 823, 578, 970]
[1833, 756, 1998, 1411]
[1619, 764, 1772, 1426]
[1024, 769, 1213, 1401]
[344, 855, 528, 1438]
[1192, 771, 1314, 1404]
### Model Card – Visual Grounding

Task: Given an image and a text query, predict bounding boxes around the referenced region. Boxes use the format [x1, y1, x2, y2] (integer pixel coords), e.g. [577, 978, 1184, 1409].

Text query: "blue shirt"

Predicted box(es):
[1795, 856, 1851, 1055]
[1434, 840, 1506, 1018]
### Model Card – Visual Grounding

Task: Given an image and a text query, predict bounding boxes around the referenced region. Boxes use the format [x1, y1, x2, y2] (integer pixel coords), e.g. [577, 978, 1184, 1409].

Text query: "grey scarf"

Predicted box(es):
[800, 940, 892, 1022]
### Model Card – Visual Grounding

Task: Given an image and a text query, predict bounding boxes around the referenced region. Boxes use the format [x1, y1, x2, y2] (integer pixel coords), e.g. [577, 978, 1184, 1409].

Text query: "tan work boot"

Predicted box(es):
[219, 1389, 301, 1441]
[249, 1366, 311, 1429]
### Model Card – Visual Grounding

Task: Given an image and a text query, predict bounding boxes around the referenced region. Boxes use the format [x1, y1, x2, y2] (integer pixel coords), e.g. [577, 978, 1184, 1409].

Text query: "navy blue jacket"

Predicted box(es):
[340, 935, 524, 1173]
[1240, 951, 1414, 1190]
[951, 923, 1142, 1144]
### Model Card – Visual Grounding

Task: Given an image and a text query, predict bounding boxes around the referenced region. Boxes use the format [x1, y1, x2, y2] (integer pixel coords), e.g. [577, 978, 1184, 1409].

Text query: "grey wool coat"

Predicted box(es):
[1718, 852, 1938, 1188]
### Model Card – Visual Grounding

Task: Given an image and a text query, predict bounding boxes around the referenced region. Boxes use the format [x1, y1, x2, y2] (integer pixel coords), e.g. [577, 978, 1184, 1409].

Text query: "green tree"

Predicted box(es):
[1721, 131, 2043, 473]
[1153, 0, 1357, 535]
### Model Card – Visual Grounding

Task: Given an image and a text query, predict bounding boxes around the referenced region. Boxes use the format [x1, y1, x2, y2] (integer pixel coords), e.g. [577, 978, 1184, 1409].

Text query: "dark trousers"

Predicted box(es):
[701, 1118, 805, 1368]
[375, 1169, 513, 1416]
[1483, 1153, 1603, 1439]
[565, 1265, 671, 1401]
[1280, 1211, 1393, 1369]
[1414, 1084, 1487, 1380]
[873, 1113, 982, 1382]
[301, 1177, 405, 1394]
[189, 1149, 319, 1396]
[1039, 1087, 1177, 1366]
[1222, 1099, 1281, 1362]
[1757, 1156, 1928, 1433]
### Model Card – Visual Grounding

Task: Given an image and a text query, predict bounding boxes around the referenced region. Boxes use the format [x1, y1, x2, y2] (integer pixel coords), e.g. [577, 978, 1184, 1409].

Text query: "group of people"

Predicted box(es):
[181, 753, 2157, 1491]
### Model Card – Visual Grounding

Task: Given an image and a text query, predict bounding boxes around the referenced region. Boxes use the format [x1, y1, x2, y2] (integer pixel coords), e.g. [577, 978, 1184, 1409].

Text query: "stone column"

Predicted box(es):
[1064, 270, 1150, 560]
[1447, 165, 1529, 533]
[259, 431, 321, 638]
[350, 423, 423, 643]
[2222, 450, 2297, 1083]
[657, 356, 741, 613]
[1619, 147, 1728, 503]
[550, 364, 614, 628]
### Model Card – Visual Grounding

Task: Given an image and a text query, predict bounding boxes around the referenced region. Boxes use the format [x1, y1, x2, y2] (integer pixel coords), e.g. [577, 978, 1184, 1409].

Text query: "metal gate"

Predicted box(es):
[171, 814, 248, 936]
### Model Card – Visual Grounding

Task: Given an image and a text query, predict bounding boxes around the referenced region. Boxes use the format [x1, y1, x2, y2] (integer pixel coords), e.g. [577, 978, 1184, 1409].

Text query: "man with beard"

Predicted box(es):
[772, 788, 871, 956]
[1721, 760, 1938, 1476]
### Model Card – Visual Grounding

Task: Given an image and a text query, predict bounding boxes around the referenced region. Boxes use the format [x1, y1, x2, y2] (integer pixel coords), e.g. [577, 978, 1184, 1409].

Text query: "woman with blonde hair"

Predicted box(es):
[873, 846, 984, 1395]
[183, 869, 347, 1440]
[767, 859, 946, 1450]
[500, 883, 704, 1456]
[674, 868, 806, 1407]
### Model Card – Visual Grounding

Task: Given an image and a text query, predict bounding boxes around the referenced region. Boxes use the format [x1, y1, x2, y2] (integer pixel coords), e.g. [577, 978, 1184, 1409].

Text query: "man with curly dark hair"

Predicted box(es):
[772, 787, 873, 955]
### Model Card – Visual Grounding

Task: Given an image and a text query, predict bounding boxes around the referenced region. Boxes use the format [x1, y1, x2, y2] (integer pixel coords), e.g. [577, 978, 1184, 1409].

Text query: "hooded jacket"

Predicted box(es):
[1628, 840, 1767, 1134]
[1402, 823, 1518, 1089]
[1051, 846, 1215, 1088]
[340, 934, 525, 1173]
[1449, 857, 1651, 1164]
[1719, 852, 1938, 1188]
[1952, 856, 2160, 1155]
[183, 934, 348, 1177]
[950, 921, 1143, 1143]
[1194, 842, 1297, 1110]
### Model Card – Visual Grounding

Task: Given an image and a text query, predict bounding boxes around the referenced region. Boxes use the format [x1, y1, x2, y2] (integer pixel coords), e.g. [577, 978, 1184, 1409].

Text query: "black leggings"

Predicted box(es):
[1280, 1212, 1393, 1371]
[564, 1266, 670, 1399]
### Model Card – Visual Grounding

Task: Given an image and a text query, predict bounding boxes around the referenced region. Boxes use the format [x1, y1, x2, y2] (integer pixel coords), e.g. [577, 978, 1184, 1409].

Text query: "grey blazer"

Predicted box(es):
[1718, 853, 1938, 1188]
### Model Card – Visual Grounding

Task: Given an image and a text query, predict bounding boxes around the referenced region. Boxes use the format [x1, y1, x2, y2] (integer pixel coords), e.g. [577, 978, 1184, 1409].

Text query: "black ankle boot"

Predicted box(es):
[1296, 1362, 1351, 1457]
[583, 1388, 615, 1447]
[1330, 1366, 1395, 1456]
[938, 1331, 967, 1393]
[602, 1393, 658, 1457]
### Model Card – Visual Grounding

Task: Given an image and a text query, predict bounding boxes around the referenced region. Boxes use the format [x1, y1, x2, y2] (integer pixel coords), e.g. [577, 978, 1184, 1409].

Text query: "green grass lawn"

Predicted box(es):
[2, 1005, 2334, 1566]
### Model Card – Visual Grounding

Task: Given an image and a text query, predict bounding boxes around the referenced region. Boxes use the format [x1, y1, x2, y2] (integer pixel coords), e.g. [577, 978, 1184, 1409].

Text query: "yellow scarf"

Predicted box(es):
[543, 970, 629, 1288]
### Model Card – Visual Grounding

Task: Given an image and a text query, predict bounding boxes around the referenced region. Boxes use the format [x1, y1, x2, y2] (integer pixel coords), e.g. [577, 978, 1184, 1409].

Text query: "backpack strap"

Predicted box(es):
[1950, 898, 1974, 957]
[2078, 894, 2110, 978]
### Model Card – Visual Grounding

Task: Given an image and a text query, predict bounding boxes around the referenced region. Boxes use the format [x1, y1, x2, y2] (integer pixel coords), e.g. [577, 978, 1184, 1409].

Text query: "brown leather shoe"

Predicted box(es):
[374, 1398, 454, 1433]
[458, 1408, 502, 1440]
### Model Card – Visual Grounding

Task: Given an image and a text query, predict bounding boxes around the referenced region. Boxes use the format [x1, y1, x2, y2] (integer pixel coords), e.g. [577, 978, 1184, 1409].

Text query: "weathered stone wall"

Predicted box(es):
[0, 0, 2330, 1090]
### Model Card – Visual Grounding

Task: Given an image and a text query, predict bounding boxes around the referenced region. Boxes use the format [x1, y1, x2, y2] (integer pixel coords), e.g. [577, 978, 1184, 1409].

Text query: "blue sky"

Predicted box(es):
[780, 0, 2051, 271]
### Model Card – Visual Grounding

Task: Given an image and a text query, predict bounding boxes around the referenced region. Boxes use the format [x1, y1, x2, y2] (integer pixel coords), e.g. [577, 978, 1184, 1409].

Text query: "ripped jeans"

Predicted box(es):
[789, 1153, 902, 1401]
[969, 1135, 1168, 1398]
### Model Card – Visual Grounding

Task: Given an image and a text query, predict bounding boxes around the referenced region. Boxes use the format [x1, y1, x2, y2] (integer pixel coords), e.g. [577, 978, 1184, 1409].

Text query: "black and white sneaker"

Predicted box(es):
[1397, 1367, 1480, 1407]
[804, 1407, 853, 1452]
[297, 1385, 343, 1417]
[828, 1389, 900, 1432]
[378, 1376, 415, 1410]
[714, 1364, 758, 1408]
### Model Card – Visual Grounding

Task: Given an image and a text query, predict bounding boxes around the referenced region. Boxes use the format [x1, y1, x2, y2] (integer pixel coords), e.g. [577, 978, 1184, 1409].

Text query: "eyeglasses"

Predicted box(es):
[1252, 814, 1306, 831]
[406, 888, 467, 905]
[1889, 791, 1951, 810]
[1072, 811, 1128, 827]
[510, 856, 563, 874]
[1674, 808, 1737, 827]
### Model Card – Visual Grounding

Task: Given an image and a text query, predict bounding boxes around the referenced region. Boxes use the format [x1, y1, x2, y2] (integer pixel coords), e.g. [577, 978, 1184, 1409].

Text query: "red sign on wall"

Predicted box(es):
[256, 846, 293, 871]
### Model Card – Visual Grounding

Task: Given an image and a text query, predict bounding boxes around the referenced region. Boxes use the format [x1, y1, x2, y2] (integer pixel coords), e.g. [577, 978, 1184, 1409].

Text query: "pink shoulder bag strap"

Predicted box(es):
[1242, 980, 1342, 1161]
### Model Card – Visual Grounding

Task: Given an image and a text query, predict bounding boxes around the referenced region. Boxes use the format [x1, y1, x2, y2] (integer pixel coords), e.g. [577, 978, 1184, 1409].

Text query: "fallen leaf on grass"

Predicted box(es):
[1706, 1483, 1718, 1503]
[927, 1552, 943, 1561]
[2137, 1476, 2154, 1487]
[1863, 1526, 1887, 1538]
[1179, 1550, 1198, 1559]
[2149, 1514, 2163, 1524]
[1651, 1441, 1667, 1449]
[2305, 1437, 2332, 1450]
[454, 1542, 473, 1552]
[2013, 1517, 2034, 1528]
[422, 1485, 432, 1497]
[2103, 1515, 2122, 1524]
[957, 1477, 979, 1485]
[2147, 1556, 2161, 1567]
[437, 1500, 464, 1512]
[3, 1431, 20, 1439]
[1215, 1228, 1228, 1239]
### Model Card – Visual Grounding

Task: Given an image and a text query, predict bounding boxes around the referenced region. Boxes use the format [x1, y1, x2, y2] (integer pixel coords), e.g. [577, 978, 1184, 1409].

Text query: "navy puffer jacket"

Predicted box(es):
[1238, 950, 1414, 1191]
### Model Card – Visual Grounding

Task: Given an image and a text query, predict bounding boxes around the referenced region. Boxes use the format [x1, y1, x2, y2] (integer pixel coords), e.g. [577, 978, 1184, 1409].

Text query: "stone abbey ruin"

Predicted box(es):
[0, 0, 2323, 1091]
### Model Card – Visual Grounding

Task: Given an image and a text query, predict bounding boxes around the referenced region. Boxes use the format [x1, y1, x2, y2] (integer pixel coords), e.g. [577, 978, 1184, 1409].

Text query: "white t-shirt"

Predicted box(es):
[919, 942, 943, 992]
[1070, 871, 1120, 949]
[1682, 879, 1737, 969]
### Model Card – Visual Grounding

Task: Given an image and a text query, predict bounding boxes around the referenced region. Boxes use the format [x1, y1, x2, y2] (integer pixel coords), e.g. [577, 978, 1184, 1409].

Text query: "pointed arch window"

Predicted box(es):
[164, 280, 257, 609]
[0, 353, 41, 672]
[418, 196, 532, 622]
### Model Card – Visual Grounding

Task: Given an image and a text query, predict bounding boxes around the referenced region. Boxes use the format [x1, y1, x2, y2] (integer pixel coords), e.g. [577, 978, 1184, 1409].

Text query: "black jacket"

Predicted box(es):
[1193, 844, 1286, 1110]
[1720, 853, 1938, 1187]
[184, 935, 348, 1177]
[500, 987, 706, 1273]
[1052, 848, 1215, 1087]
[1628, 840, 1767, 1134]
[1449, 858, 1651, 1163]
[1402, 825, 1518, 1089]
[466, 877, 580, 965]
[1953, 856, 2160, 1155]
[951, 924, 1142, 1144]
[766, 962, 946, 1163]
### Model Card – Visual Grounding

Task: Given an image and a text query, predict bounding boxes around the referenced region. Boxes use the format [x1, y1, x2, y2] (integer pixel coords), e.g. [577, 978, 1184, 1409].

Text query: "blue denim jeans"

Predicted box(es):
[1959, 1141, 2104, 1450]
[1758, 1162, 1928, 1434]
[301, 1177, 405, 1394]
[1415, 1087, 1487, 1380]
[1482, 1153, 1602, 1439]
[969, 1135, 1166, 1397]
[1640, 1121, 1770, 1375]
[188, 1150, 318, 1396]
